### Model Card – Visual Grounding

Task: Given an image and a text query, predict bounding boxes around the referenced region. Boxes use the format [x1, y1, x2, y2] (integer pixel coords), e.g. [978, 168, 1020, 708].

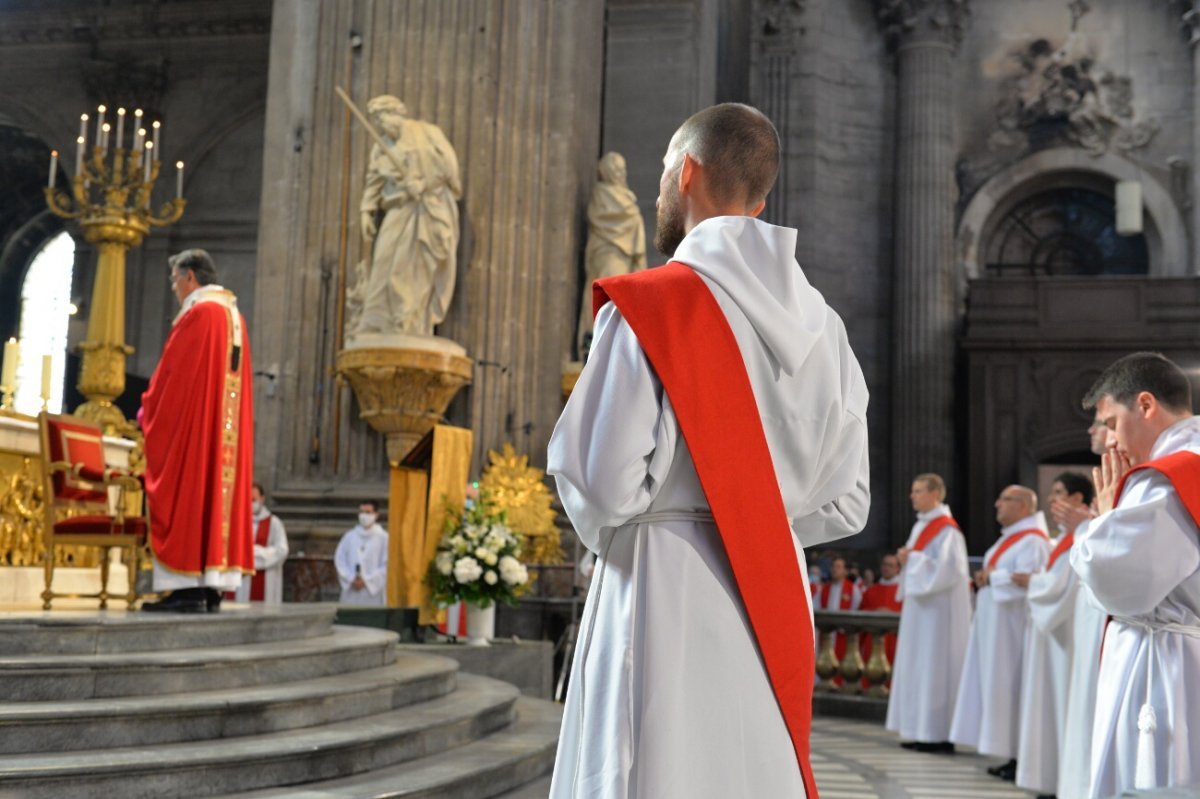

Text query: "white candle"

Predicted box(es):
[115, 108, 126, 149]
[76, 136, 85, 168]
[48, 150, 57, 187]
[96, 105, 106, 141]
[134, 127, 145, 153]
[40, 354, 52, 403]
[101, 123, 111, 153]
[152, 120, 161, 153]
[144, 141, 154, 181]
[176, 161, 184, 198]
[79, 113, 89, 146]
[1, 338, 17, 390]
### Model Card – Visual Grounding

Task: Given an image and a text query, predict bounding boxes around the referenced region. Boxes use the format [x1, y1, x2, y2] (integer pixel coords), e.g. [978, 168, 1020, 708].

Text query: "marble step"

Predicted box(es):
[220, 696, 562, 798]
[0, 624, 397, 701]
[0, 605, 337, 656]
[0, 673, 520, 799]
[0, 654, 458, 753]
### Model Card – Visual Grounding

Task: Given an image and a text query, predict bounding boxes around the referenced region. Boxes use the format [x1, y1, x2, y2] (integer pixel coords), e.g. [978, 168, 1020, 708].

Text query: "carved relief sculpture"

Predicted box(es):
[988, 33, 1158, 157]
[347, 95, 462, 340]
[576, 152, 646, 360]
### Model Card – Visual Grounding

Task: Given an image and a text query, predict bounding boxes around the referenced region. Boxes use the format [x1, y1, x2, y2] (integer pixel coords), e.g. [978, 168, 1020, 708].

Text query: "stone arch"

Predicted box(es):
[957, 148, 1189, 279]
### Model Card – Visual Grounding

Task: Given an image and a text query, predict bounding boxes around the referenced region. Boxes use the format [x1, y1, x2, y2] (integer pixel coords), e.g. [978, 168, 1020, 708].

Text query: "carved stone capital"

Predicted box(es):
[755, 0, 807, 47]
[875, 0, 971, 51]
[1181, 2, 1200, 48]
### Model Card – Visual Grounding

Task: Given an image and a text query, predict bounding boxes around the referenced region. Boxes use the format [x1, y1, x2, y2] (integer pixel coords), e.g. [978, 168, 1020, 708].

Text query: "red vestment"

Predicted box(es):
[860, 580, 901, 685]
[143, 288, 254, 590]
[594, 263, 820, 798]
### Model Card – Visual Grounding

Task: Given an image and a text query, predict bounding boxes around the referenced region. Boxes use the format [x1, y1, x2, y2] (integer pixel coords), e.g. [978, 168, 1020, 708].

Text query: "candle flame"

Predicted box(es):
[138, 128, 146, 136]
[145, 141, 154, 150]
[101, 123, 111, 132]
[152, 120, 161, 129]
[51, 150, 57, 157]
[117, 107, 126, 115]
[81, 113, 89, 121]
[135, 109, 144, 117]
[98, 104, 107, 112]
[76, 136, 84, 144]
[176, 161, 184, 168]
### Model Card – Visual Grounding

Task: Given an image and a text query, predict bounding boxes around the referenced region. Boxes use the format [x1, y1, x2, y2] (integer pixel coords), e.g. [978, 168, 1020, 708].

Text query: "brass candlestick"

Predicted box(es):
[44, 107, 186, 435]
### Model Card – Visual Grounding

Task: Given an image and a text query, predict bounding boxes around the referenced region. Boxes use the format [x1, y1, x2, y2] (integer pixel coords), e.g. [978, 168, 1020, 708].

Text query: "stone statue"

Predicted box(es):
[576, 152, 646, 359]
[347, 95, 462, 340]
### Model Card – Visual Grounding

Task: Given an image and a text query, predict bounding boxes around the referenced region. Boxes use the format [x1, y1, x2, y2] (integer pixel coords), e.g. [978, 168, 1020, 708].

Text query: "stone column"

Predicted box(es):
[1186, 2, 1200, 273]
[876, 0, 969, 529]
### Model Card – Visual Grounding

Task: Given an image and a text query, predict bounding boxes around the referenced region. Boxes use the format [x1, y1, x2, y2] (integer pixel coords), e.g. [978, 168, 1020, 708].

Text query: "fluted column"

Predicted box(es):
[877, 0, 969, 530]
[1186, 3, 1200, 273]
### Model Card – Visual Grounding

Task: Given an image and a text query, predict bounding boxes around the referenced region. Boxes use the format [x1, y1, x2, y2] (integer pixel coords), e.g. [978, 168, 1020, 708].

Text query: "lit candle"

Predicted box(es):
[101, 122, 111, 153]
[115, 108, 126, 149]
[79, 113, 89, 146]
[144, 141, 154, 181]
[152, 120, 161, 153]
[176, 161, 184, 198]
[40, 354, 52, 405]
[96, 105, 106, 140]
[76, 136, 85, 168]
[1, 338, 17, 390]
[48, 150, 57, 187]
[134, 127, 145, 153]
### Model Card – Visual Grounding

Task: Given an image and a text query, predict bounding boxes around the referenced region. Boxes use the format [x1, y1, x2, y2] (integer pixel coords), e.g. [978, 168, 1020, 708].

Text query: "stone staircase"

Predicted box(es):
[0, 606, 560, 798]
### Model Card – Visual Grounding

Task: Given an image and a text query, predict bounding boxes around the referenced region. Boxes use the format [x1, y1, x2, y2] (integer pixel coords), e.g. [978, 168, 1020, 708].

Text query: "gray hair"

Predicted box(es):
[168, 249, 218, 286]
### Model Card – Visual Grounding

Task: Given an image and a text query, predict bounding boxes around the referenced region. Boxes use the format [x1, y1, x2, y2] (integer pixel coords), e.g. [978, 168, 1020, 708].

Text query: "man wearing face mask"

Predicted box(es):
[233, 483, 289, 605]
[141, 249, 254, 614]
[335, 501, 389, 606]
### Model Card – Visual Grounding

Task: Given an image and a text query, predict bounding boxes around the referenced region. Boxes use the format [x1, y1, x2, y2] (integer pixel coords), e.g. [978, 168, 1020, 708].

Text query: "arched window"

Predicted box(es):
[14, 231, 74, 415]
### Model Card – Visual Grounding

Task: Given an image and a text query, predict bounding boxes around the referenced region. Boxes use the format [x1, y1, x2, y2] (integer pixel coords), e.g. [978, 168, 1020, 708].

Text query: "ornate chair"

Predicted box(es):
[37, 412, 146, 610]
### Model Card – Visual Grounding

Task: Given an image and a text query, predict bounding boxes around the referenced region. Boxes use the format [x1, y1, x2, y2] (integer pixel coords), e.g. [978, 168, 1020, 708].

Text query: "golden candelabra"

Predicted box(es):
[44, 106, 186, 435]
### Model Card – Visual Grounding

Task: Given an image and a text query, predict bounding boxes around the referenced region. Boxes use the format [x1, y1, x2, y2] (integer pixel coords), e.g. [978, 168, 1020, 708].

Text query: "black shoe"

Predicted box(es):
[986, 759, 1017, 781]
[204, 588, 222, 613]
[913, 741, 955, 754]
[141, 590, 206, 613]
[1036, 794, 1057, 799]
[900, 741, 920, 750]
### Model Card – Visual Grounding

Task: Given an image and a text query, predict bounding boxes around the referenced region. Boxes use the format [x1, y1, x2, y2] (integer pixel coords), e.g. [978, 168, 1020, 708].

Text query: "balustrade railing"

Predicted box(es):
[813, 610, 900, 698]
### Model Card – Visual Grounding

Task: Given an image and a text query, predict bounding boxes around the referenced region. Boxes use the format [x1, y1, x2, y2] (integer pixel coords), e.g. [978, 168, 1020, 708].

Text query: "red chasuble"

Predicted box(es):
[594, 262, 820, 798]
[143, 291, 254, 582]
[859, 580, 901, 687]
[819, 579, 856, 610]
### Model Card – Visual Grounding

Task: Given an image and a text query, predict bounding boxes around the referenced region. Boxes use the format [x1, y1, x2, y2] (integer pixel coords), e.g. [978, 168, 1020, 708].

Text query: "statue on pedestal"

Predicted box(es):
[347, 95, 462, 341]
[576, 152, 646, 360]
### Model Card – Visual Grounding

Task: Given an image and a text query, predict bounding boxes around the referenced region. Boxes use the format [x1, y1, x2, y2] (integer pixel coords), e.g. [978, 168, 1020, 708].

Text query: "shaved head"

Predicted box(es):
[668, 103, 780, 208]
[995, 484, 1038, 527]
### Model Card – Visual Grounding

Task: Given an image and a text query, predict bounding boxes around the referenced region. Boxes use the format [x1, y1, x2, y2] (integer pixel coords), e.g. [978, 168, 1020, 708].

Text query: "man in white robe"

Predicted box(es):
[950, 485, 1051, 780]
[1016, 472, 1094, 798]
[546, 103, 870, 798]
[234, 483, 290, 604]
[1049, 466, 1104, 799]
[886, 472, 971, 752]
[1071, 352, 1200, 797]
[334, 501, 389, 606]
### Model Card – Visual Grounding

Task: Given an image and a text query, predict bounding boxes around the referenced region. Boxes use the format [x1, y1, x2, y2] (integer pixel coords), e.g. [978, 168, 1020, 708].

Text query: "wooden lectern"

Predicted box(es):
[387, 424, 473, 622]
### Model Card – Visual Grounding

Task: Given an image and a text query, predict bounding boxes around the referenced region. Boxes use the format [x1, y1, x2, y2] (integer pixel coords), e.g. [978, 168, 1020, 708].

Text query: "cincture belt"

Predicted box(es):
[1110, 615, 1200, 790]
[626, 509, 715, 525]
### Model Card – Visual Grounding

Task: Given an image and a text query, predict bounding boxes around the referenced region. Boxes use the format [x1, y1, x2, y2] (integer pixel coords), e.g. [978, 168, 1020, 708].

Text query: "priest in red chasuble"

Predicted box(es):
[141, 249, 254, 613]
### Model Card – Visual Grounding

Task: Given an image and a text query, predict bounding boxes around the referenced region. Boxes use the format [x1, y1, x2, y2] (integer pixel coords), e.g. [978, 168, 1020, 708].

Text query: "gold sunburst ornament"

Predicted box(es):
[478, 443, 563, 564]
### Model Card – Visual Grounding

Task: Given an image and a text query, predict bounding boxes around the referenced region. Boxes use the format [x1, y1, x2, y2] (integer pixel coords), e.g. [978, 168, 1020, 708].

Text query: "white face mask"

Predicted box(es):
[358, 512, 377, 528]
[251, 500, 263, 516]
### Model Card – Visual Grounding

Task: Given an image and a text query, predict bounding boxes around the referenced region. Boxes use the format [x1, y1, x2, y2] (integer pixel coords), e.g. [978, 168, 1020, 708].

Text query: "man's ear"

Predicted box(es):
[747, 198, 767, 218]
[679, 152, 698, 196]
[1137, 390, 1157, 419]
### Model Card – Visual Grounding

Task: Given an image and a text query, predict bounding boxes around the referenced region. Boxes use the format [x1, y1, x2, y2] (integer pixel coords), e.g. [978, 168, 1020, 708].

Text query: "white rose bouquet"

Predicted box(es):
[427, 500, 530, 608]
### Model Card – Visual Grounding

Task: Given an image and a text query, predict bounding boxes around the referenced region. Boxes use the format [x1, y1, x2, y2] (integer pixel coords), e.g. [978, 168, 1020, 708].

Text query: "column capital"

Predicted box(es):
[754, 0, 807, 48]
[875, 0, 970, 51]
[1181, 2, 1200, 48]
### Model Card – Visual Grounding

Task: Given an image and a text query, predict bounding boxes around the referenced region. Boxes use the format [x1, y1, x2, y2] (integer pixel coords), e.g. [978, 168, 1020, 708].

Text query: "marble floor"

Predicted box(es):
[811, 718, 1033, 799]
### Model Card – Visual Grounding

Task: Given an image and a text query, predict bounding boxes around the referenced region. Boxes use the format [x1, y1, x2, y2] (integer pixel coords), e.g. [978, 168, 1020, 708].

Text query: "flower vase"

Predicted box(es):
[465, 602, 495, 646]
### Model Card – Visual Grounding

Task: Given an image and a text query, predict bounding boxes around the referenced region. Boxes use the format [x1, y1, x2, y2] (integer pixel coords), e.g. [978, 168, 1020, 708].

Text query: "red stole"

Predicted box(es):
[819, 579, 855, 610]
[143, 296, 254, 579]
[594, 262, 820, 797]
[912, 515, 958, 552]
[1114, 450, 1200, 527]
[249, 516, 271, 601]
[861, 581, 901, 612]
[985, 528, 1047, 570]
[1046, 532, 1075, 570]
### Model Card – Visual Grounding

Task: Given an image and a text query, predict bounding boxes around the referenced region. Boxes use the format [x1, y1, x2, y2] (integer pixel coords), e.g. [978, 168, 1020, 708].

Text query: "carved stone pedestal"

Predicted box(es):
[335, 336, 473, 465]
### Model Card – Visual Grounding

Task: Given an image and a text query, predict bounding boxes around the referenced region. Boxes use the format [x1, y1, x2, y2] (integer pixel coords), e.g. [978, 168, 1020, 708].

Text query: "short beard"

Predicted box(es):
[654, 185, 686, 257]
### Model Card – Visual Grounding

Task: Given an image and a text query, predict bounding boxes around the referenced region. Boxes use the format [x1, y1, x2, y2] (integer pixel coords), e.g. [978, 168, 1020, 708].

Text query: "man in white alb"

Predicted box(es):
[886, 472, 970, 753]
[334, 500, 389, 606]
[1071, 352, 1200, 796]
[233, 483, 290, 604]
[950, 484, 1050, 781]
[546, 103, 870, 798]
[1015, 471, 1094, 798]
